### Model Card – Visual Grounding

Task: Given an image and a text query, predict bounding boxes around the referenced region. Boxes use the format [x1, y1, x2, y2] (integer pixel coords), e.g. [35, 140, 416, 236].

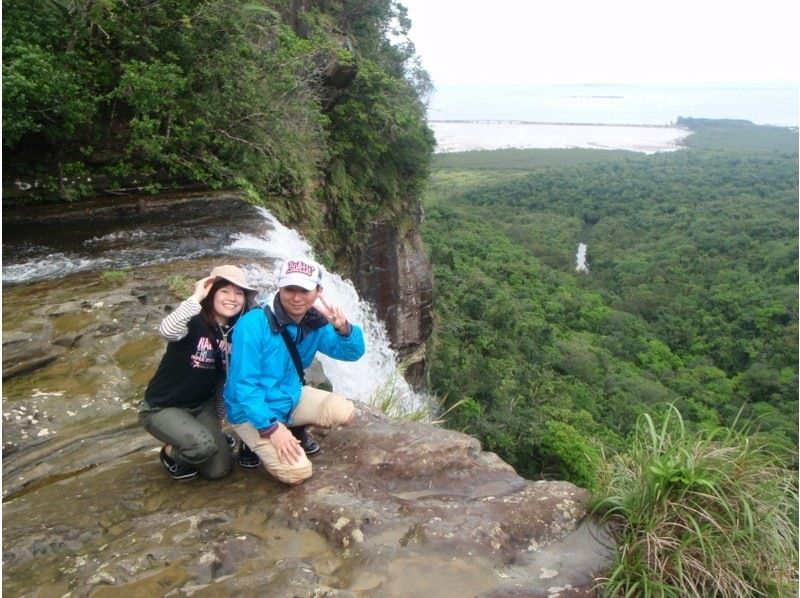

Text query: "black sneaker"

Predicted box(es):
[291, 426, 321, 456]
[224, 432, 236, 451]
[159, 446, 198, 481]
[237, 442, 262, 469]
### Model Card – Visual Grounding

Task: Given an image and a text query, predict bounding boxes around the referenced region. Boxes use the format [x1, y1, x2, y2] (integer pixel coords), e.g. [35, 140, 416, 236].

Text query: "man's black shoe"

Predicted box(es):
[291, 426, 321, 456]
[237, 442, 262, 469]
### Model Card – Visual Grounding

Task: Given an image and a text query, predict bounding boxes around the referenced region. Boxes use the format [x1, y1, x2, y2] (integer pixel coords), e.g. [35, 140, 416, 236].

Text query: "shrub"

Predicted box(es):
[539, 420, 602, 491]
[592, 405, 798, 597]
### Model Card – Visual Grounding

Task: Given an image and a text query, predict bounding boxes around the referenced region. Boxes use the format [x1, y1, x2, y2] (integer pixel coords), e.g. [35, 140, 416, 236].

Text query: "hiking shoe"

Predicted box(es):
[159, 446, 198, 481]
[291, 426, 321, 456]
[237, 442, 262, 469]
[224, 432, 236, 451]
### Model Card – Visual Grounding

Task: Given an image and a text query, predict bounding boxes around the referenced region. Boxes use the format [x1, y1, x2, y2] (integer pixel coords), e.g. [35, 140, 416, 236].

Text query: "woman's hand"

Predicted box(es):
[191, 276, 215, 302]
[269, 424, 304, 464]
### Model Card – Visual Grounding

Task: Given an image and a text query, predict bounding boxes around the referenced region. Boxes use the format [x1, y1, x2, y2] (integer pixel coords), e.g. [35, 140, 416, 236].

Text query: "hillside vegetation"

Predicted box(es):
[423, 122, 798, 478]
[422, 122, 798, 594]
[2, 0, 435, 259]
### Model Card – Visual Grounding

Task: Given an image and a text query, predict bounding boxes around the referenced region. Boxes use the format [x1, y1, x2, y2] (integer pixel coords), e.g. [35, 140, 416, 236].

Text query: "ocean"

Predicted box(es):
[426, 82, 798, 153]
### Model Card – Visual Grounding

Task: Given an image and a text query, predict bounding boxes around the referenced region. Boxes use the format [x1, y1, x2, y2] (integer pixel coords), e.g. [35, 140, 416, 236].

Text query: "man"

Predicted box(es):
[224, 257, 365, 484]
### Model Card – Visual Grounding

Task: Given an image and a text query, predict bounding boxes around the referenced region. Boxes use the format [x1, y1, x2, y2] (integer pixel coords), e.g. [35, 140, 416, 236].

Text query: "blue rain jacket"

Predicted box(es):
[223, 298, 365, 431]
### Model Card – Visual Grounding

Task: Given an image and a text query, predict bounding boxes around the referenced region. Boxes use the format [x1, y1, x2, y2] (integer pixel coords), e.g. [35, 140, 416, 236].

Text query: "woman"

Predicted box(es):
[139, 265, 258, 480]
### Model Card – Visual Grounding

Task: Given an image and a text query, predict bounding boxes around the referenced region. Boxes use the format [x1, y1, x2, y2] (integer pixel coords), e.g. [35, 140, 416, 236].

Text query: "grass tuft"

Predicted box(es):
[100, 269, 130, 284]
[166, 274, 193, 300]
[367, 359, 464, 424]
[592, 405, 798, 597]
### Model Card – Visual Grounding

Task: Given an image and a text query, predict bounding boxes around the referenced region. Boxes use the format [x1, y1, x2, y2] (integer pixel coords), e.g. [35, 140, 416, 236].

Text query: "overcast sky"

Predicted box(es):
[397, 0, 800, 86]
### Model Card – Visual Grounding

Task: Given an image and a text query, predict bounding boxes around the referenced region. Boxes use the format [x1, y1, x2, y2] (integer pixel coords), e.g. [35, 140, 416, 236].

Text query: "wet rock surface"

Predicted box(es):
[3, 419, 611, 597]
[2, 255, 611, 597]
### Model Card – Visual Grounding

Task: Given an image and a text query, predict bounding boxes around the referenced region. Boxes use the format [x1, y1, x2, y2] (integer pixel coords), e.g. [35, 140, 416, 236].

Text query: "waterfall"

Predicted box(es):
[2, 199, 427, 415]
[229, 208, 425, 413]
[575, 243, 589, 273]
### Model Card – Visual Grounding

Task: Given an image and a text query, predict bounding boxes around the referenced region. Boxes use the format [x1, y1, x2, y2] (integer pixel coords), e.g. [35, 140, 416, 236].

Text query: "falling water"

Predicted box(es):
[1, 198, 427, 414]
[229, 208, 425, 412]
[576, 243, 589, 272]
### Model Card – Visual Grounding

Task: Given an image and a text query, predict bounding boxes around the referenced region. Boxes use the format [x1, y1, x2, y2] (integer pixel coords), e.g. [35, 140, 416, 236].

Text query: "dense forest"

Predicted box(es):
[423, 122, 798, 484]
[2, 0, 435, 259]
[423, 123, 798, 593]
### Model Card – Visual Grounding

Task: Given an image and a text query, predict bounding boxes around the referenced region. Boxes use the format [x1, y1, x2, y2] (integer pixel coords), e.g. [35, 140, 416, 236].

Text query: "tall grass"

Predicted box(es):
[592, 405, 798, 597]
[367, 359, 464, 424]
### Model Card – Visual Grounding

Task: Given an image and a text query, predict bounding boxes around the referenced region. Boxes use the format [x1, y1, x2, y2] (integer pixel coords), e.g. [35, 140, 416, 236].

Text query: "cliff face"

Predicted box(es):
[351, 217, 433, 389]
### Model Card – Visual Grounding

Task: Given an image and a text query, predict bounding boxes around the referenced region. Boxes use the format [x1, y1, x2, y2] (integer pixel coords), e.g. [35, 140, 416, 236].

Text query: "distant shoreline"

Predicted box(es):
[428, 83, 799, 128]
[429, 119, 688, 129]
[429, 120, 693, 154]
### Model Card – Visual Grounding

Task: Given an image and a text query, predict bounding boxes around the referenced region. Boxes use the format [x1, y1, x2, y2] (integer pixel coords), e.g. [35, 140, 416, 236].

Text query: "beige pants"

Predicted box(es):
[233, 386, 355, 485]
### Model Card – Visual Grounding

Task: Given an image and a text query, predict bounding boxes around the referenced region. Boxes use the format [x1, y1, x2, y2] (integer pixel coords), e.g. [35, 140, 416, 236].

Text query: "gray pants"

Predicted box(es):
[139, 400, 232, 480]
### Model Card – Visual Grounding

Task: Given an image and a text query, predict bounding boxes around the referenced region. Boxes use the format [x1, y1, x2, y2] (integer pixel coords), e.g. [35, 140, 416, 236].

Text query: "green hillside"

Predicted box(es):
[2, 0, 435, 260]
[423, 121, 799, 480]
[422, 121, 798, 593]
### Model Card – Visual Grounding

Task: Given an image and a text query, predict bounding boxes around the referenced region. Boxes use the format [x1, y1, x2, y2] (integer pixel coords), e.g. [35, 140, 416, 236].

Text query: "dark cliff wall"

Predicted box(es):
[351, 218, 433, 389]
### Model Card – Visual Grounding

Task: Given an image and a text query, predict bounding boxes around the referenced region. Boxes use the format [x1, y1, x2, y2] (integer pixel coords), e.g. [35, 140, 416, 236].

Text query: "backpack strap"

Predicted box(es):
[264, 306, 306, 386]
[209, 325, 225, 374]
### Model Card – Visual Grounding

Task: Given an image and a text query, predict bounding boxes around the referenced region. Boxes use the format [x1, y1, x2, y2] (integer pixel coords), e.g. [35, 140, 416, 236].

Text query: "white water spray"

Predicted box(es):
[228, 208, 426, 413]
[575, 243, 589, 273]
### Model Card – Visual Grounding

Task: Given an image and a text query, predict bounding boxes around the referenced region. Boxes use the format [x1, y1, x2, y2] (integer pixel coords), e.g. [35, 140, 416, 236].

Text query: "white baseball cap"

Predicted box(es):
[277, 258, 323, 290]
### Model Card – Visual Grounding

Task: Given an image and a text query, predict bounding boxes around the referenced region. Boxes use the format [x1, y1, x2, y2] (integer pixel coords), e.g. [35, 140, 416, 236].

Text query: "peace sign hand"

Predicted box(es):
[315, 291, 351, 335]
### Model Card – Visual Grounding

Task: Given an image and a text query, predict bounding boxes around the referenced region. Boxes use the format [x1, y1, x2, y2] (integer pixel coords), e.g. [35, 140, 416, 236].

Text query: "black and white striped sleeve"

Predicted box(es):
[158, 298, 202, 341]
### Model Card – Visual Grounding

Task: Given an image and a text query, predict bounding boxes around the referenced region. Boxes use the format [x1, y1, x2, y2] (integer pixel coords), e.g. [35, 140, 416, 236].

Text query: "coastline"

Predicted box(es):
[426, 83, 797, 153]
[430, 119, 689, 129]
[429, 120, 693, 154]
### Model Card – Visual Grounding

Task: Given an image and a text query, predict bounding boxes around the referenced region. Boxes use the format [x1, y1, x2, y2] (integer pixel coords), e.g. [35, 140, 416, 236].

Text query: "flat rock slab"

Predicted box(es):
[3, 404, 611, 597]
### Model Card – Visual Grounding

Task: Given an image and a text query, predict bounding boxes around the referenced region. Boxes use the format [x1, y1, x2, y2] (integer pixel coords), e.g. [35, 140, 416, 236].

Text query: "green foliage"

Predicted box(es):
[167, 274, 193, 299]
[678, 117, 799, 152]
[538, 420, 602, 491]
[422, 128, 798, 491]
[325, 58, 434, 246]
[432, 147, 635, 171]
[424, 135, 798, 591]
[3, 0, 434, 259]
[592, 407, 798, 597]
[101, 269, 131, 284]
[2, 39, 97, 147]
